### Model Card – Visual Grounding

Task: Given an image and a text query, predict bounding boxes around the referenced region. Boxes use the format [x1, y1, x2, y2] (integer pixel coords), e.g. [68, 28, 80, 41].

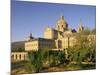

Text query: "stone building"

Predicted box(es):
[11, 15, 96, 61]
[25, 15, 85, 51]
[11, 52, 28, 62]
[25, 16, 96, 51]
[25, 37, 55, 51]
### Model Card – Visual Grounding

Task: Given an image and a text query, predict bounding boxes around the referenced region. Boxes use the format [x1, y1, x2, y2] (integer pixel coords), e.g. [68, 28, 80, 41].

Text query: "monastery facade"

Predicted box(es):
[11, 16, 96, 61]
[25, 16, 86, 51]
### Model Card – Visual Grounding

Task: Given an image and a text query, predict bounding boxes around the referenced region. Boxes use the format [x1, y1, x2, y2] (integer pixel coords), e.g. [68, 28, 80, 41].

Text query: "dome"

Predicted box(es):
[57, 16, 68, 25]
[56, 16, 68, 32]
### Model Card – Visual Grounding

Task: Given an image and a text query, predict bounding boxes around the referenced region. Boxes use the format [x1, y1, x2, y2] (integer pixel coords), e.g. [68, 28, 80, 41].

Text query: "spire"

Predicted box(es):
[30, 33, 32, 37]
[29, 33, 33, 39]
[78, 19, 84, 32]
[60, 15, 64, 20]
[79, 18, 83, 27]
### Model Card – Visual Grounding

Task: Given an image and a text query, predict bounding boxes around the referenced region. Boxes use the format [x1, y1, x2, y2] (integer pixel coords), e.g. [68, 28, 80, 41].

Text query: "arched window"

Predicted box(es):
[62, 25, 63, 28]
[19, 54, 21, 60]
[16, 54, 17, 60]
[24, 55, 26, 60]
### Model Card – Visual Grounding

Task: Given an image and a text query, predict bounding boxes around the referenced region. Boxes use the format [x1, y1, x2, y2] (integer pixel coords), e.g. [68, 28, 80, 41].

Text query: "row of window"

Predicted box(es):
[26, 43, 38, 47]
[11, 54, 27, 60]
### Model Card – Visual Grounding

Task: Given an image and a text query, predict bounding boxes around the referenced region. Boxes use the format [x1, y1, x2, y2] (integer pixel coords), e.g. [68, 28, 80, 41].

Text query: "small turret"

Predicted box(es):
[26, 33, 34, 41]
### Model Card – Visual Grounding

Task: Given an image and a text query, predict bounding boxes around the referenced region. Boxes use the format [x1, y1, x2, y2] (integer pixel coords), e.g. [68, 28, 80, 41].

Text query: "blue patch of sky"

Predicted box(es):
[11, 0, 96, 42]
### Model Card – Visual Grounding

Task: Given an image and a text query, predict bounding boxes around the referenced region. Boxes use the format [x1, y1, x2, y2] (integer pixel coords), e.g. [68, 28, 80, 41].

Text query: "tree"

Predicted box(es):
[58, 51, 66, 64]
[41, 47, 50, 67]
[28, 51, 43, 73]
[28, 47, 50, 72]
[24, 61, 34, 73]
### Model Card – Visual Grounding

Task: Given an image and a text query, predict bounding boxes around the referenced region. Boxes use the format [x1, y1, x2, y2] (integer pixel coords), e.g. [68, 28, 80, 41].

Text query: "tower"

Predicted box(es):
[44, 27, 58, 39]
[78, 19, 84, 32]
[56, 16, 68, 32]
[26, 33, 34, 41]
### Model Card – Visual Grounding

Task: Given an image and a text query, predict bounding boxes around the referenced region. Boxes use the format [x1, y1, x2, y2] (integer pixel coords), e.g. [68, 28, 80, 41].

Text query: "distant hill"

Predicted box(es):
[11, 41, 25, 52]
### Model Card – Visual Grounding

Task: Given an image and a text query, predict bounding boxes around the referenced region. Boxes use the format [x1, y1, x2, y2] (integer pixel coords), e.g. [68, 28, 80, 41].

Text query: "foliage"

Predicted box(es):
[24, 62, 34, 73]
[27, 48, 67, 73]
[58, 51, 66, 63]
[81, 27, 91, 35]
[49, 51, 66, 66]
[27, 47, 50, 72]
[28, 51, 43, 73]
[66, 28, 96, 63]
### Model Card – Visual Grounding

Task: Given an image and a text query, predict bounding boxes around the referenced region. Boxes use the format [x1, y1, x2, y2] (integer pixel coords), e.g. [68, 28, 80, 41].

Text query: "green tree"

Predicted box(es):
[41, 47, 50, 67]
[28, 51, 43, 73]
[58, 51, 66, 64]
[28, 47, 50, 73]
